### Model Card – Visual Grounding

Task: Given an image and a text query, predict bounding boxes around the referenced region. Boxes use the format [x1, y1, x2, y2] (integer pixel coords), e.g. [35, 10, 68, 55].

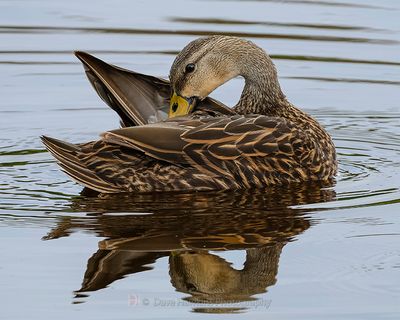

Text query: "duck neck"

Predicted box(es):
[232, 49, 295, 119]
[234, 76, 318, 127]
[234, 80, 288, 116]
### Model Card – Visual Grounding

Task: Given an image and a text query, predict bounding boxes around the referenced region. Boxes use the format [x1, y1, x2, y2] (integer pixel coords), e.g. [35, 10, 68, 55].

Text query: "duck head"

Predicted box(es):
[168, 35, 285, 118]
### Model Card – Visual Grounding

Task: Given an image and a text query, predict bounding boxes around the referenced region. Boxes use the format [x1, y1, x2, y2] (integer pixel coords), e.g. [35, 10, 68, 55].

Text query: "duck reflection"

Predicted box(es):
[44, 183, 335, 312]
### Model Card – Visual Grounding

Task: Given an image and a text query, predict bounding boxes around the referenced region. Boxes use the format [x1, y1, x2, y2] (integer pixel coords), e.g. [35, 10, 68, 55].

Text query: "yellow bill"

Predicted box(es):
[169, 92, 196, 118]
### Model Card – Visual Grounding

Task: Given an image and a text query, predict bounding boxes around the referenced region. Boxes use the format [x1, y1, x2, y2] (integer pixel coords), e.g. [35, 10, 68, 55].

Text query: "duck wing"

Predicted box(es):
[102, 115, 324, 186]
[75, 52, 234, 127]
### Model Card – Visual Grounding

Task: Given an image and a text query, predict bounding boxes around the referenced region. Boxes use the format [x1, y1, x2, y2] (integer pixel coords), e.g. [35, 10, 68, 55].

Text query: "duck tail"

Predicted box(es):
[41, 136, 122, 193]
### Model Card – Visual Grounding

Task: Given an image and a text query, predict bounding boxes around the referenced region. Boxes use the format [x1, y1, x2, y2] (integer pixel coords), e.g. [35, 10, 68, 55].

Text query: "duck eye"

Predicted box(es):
[185, 63, 195, 73]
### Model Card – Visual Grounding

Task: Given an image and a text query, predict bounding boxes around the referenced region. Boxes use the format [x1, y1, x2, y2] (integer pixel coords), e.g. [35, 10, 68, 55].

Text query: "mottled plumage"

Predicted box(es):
[42, 36, 337, 193]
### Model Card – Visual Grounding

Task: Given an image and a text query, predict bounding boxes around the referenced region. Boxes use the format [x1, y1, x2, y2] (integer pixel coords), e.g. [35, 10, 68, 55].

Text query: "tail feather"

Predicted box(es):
[41, 136, 122, 193]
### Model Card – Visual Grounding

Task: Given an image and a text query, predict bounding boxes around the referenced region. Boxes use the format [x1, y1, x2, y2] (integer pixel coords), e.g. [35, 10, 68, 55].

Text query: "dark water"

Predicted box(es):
[1, 0, 399, 319]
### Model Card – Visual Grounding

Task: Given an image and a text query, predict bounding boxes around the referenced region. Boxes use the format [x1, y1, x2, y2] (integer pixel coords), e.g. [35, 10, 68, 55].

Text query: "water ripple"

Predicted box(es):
[171, 17, 386, 32]
[2, 50, 399, 67]
[0, 25, 397, 44]
[214, 0, 394, 10]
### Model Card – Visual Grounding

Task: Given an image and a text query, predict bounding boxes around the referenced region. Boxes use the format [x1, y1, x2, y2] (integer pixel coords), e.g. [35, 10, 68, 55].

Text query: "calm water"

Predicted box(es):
[1, 0, 400, 319]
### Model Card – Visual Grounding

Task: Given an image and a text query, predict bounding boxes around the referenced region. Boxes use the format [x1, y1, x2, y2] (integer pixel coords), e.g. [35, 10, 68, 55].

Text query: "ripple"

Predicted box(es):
[171, 17, 386, 32]
[0, 25, 397, 44]
[2, 50, 399, 68]
[215, 0, 393, 10]
[285, 76, 400, 86]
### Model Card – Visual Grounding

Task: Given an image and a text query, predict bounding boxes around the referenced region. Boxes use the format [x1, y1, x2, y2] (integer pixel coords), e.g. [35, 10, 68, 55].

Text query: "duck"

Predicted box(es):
[41, 35, 337, 193]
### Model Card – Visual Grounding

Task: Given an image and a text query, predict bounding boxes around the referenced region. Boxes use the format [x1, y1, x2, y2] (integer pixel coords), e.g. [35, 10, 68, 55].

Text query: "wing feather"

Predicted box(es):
[101, 124, 188, 164]
[98, 115, 316, 184]
[75, 51, 235, 127]
[43, 113, 322, 193]
[180, 115, 316, 182]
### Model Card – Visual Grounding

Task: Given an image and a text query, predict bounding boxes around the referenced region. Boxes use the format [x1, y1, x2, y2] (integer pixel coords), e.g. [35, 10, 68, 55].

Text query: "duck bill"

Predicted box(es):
[169, 92, 196, 118]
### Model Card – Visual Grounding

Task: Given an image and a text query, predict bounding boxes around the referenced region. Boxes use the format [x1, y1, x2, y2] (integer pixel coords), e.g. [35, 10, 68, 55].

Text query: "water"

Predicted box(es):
[1, 0, 399, 318]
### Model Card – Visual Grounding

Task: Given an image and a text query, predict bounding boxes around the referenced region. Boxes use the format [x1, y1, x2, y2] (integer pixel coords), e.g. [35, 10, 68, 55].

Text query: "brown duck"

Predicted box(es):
[42, 35, 337, 193]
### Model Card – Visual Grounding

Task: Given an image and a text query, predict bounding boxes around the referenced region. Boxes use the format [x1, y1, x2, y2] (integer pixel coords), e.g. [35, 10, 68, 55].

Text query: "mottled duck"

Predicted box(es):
[42, 36, 337, 193]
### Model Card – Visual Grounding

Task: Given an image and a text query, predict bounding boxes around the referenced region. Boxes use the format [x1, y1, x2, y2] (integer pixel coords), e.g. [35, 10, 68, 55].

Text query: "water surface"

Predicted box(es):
[0, 0, 399, 319]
